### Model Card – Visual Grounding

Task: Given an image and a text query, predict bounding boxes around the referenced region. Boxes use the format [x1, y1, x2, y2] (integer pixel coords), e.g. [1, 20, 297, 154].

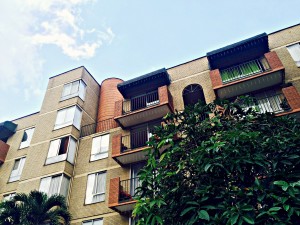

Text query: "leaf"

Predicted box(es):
[283, 205, 290, 211]
[274, 181, 288, 186]
[198, 210, 210, 221]
[159, 153, 167, 162]
[242, 215, 254, 224]
[149, 201, 156, 209]
[204, 164, 211, 172]
[269, 207, 281, 212]
[155, 216, 163, 225]
[230, 214, 239, 225]
[180, 207, 196, 216]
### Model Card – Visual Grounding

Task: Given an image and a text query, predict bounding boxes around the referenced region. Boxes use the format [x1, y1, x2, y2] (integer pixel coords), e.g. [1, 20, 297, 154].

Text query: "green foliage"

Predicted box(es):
[0, 190, 71, 225]
[133, 100, 300, 224]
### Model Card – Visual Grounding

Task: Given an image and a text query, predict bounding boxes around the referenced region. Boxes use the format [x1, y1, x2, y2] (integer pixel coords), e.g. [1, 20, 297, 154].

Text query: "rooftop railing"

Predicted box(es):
[123, 91, 159, 114]
[80, 118, 118, 138]
[119, 177, 141, 202]
[220, 57, 270, 83]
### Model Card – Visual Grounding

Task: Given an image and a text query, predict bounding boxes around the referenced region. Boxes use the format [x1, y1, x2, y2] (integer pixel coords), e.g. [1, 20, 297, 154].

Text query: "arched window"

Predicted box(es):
[182, 84, 206, 107]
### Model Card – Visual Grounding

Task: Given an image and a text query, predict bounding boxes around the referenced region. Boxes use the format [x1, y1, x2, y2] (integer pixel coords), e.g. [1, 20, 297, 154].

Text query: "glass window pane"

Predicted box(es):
[85, 173, 95, 204]
[73, 106, 82, 129]
[287, 43, 300, 66]
[59, 175, 70, 197]
[55, 110, 66, 127]
[100, 134, 109, 153]
[91, 136, 101, 154]
[65, 106, 76, 124]
[62, 83, 72, 97]
[79, 81, 87, 100]
[20, 128, 35, 149]
[47, 139, 61, 158]
[71, 80, 80, 94]
[39, 177, 51, 194]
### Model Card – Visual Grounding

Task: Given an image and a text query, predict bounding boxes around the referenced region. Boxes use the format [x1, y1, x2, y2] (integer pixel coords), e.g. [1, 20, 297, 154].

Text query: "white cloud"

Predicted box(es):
[0, 0, 113, 102]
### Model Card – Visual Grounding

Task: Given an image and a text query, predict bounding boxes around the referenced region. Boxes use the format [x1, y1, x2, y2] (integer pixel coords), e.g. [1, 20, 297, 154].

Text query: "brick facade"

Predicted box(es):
[282, 86, 300, 110]
[0, 140, 9, 164]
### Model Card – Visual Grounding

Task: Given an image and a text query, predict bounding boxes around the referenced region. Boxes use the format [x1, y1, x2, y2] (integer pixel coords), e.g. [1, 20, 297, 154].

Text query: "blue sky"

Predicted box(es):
[1, 0, 300, 121]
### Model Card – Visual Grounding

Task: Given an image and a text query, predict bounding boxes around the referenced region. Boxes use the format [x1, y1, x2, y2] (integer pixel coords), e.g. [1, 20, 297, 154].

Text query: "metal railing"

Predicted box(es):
[121, 129, 151, 153]
[220, 58, 270, 83]
[80, 118, 118, 138]
[123, 91, 159, 114]
[119, 177, 141, 202]
[243, 93, 290, 114]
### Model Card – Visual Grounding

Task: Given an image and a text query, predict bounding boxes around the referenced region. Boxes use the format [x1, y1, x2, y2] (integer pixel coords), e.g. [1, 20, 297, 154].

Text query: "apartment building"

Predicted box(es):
[0, 23, 300, 225]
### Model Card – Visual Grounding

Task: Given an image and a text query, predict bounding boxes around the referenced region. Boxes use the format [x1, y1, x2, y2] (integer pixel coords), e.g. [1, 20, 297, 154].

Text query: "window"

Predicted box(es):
[85, 172, 106, 204]
[90, 134, 109, 161]
[82, 218, 103, 225]
[287, 43, 300, 67]
[46, 136, 77, 165]
[61, 80, 87, 101]
[19, 127, 35, 149]
[3, 193, 16, 201]
[182, 84, 206, 107]
[39, 174, 70, 197]
[9, 157, 26, 182]
[54, 105, 82, 130]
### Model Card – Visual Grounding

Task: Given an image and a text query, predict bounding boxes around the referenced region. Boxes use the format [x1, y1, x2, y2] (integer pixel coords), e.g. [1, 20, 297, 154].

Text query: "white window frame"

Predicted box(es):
[19, 127, 35, 149]
[3, 193, 16, 201]
[85, 172, 106, 204]
[82, 218, 103, 225]
[61, 79, 87, 101]
[39, 174, 70, 197]
[54, 105, 82, 130]
[90, 134, 109, 161]
[287, 43, 300, 67]
[46, 136, 77, 165]
[9, 157, 26, 182]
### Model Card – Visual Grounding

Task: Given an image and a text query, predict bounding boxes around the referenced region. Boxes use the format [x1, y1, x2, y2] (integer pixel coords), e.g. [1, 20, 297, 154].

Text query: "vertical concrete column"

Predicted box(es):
[109, 177, 120, 206]
[282, 86, 300, 110]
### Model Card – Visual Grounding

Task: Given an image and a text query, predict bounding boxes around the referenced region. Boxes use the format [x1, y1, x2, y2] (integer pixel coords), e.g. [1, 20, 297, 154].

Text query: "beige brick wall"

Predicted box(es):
[68, 167, 129, 220]
[167, 58, 215, 110]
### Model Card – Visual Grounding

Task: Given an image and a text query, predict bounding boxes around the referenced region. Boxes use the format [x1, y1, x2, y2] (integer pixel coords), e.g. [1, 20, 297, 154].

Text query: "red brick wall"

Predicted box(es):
[114, 100, 123, 118]
[265, 51, 284, 70]
[112, 134, 121, 157]
[97, 78, 123, 122]
[108, 177, 120, 206]
[158, 85, 168, 104]
[0, 140, 9, 164]
[282, 86, 300, 110]
[209, 69, 222, 88]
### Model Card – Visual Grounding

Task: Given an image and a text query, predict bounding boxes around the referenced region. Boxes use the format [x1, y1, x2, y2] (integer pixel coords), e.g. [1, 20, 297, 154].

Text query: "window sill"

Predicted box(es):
[60, 94, 85, 102]
[53, 124, 80, 131]
[18, 146, 30, 150]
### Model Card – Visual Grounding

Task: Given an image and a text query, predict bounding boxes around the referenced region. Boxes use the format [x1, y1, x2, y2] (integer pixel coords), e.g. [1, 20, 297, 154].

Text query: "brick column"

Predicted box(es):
[282, 86, 300, 110]
[112, 134, 122, 157]
[264, 51, 283, 70]
[209, 69, 222, 88]
[158, 85, 168, 104]
[109, 177, 120, 206]
[0, 140, 10, 164]
[114, 100, 123, 117]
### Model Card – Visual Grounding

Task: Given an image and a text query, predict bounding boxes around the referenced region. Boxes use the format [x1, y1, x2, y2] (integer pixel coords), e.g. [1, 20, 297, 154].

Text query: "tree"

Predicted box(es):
[0, 190, 71, 225]
[133, 100, 300, 225]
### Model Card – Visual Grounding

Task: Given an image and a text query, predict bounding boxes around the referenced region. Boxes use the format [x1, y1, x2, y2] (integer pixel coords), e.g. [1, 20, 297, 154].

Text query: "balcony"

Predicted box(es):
[209, 51, 285, 99]
[80, 118, 119, 138]
[0, 140, 10, 164]
[114, 85, 173, 128]
[109, 177, 140, 213]
[112, 122, 161, 165]
[241, 92, 290, 114]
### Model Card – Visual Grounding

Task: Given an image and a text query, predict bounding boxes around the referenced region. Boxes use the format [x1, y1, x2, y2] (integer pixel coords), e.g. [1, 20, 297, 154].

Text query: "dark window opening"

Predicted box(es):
[59, 137, 69, 155]
[182, 84, 206, 107]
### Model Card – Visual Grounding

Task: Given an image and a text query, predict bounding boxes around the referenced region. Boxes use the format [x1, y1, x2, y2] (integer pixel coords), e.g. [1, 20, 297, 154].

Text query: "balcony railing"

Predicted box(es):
[220, 58, 270, 83]
[243, 93, 290, 114]
[80, 118, 118, 138]
[119, 177, 141, 202]
[123, 91, 159, 114]
[121, 130, 152, 153]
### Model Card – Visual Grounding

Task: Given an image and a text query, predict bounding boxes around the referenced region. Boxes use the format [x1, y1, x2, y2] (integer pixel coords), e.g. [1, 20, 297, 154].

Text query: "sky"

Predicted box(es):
[0, 0, 300, 121]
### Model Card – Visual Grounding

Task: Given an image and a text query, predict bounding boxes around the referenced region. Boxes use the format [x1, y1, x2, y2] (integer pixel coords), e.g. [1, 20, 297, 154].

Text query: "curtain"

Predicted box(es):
[67, 137, 77, 164]
[92, 173, 106, 202]
[85, 173, 95, 204]
[48, 175, 61, 196]
[59, 176, 70, 197]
